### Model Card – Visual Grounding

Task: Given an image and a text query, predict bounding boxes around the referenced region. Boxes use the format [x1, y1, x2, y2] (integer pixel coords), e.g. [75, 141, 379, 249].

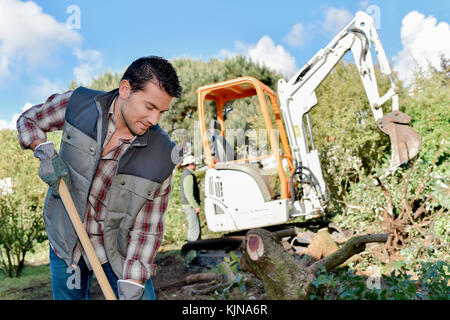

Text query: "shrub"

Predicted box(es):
[309, 260, 449, 300]
[0, 130, 61, 277]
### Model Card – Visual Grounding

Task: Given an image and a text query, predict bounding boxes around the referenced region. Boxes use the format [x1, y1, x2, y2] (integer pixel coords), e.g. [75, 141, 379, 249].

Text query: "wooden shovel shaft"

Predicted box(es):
[58, 179, 117, 300]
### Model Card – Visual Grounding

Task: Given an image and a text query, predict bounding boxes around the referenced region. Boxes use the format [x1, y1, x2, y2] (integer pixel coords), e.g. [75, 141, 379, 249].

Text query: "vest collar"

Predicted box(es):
[94, 88, 119, 114]
[93, 88, 158, 148]
[132, 127, 154, 148]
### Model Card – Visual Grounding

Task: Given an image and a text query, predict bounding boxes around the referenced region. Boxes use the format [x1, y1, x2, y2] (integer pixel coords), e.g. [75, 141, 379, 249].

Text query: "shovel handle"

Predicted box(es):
[58, 178, 117, 300]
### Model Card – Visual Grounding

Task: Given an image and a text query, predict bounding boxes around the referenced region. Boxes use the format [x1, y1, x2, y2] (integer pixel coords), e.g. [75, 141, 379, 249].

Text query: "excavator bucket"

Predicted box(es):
[377, 111, 421, 171]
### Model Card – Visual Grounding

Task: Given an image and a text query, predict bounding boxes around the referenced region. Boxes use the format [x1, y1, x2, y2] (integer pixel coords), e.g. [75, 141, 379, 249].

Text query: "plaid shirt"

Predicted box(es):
[17, 91, 173, 283]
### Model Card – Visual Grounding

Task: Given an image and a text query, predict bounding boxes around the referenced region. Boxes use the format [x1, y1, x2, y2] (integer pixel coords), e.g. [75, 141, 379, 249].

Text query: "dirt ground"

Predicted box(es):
[90, 248, 267, 300]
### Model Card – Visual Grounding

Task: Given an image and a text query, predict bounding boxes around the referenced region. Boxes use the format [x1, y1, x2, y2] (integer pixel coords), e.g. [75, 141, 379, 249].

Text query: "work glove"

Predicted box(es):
[117, 279, 145, 300]
[33, 141, 70, 197]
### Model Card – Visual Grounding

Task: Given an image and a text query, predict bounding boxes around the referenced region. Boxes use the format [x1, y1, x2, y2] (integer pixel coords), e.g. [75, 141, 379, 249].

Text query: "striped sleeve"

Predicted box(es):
[16, 90, 73, 149]
[123, 173, 174, 283]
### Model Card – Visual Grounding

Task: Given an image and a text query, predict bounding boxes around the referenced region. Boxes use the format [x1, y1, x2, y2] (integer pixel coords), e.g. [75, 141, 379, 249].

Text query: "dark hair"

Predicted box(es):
[121, 56, 183, 98]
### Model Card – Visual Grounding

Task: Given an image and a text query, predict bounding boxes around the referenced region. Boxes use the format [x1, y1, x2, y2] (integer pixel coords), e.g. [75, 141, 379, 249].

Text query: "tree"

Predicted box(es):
[306, 61, 404, 211]
[0, 130, 61, 277]
[69, 69, 123, 92]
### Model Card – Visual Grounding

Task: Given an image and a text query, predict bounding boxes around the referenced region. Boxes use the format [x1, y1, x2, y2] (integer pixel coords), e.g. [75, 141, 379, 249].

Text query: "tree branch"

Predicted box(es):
[309, 233, 389, 273]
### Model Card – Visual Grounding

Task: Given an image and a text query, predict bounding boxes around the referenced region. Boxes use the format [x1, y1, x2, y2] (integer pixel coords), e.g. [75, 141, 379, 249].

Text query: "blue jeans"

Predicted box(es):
[49, 246, 155, 300]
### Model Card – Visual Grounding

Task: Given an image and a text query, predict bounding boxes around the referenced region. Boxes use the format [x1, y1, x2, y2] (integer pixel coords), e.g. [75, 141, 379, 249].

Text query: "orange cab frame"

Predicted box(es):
[197, 76, 295, 199]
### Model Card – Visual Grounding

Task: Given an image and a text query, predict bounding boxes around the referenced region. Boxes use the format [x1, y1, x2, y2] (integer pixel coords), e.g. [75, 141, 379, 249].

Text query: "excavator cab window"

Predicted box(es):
[197, 77, 295, 200]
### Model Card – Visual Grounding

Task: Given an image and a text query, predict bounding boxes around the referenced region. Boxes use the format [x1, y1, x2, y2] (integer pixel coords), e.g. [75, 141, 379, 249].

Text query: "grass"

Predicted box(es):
[0, 240, 51, 300]
[0, 264, 51, 300]
[161, 168, 224, 250]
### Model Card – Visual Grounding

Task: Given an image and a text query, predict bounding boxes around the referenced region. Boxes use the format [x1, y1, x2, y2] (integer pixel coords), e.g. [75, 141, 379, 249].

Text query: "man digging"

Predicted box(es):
[16, 56, 183, 300]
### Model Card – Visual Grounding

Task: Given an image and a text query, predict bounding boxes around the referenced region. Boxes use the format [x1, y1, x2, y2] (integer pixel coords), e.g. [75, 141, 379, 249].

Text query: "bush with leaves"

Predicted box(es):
[333, 64, 448, 251]
[307, 61, 398, 211]
[309, 260, 449, 300]
[0, 130, 61, 277]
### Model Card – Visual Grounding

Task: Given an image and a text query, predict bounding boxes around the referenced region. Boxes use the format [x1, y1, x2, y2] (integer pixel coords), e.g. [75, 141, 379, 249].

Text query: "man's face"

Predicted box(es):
[120, 80, 173, 136]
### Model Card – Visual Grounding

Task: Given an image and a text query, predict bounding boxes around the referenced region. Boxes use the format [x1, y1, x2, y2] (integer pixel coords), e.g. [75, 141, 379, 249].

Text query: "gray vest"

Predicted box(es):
[180, 168, 200, 206]
[42, 86, 181, 278]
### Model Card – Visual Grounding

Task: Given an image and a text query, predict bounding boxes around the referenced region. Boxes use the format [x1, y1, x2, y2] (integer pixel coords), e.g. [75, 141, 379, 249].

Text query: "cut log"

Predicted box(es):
[240, 228, 315, 300]
[240, 228, 389, 300]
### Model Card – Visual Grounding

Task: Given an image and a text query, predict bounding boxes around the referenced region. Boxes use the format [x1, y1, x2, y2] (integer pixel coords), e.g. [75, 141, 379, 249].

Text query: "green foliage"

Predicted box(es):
[0, 263, 51, 299]
[310, 266, 376, 300]
[69, 69, 123, 92]
[163, 169, 188, 246]
[309, 261, 449, 300]
[0, 130, 61, 277]
[166, 56, 282, 142]
[307, 63, 449, 300]
[163, 168, 215, 247]
[401, 64, 449, 170]
[308, 62, 394, 210]
[332, 63, 448, 237]
[432, 210, 450, 243]
[212, 252, 247, 300]
[416, 260, 450, 299]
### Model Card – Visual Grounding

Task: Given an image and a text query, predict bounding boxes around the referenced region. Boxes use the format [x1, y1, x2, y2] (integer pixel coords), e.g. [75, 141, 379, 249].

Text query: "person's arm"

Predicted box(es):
[182, 174, 200, 210]
[118, 174, 173, 299]
[16, 91, 73, 150]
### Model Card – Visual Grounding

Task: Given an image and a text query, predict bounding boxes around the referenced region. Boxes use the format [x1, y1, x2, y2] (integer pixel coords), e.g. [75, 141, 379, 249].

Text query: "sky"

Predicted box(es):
[0, 0, 449, 129]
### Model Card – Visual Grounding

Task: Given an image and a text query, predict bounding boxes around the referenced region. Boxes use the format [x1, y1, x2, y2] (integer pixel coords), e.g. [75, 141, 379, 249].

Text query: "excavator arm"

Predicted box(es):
[277, 11, 420, 208]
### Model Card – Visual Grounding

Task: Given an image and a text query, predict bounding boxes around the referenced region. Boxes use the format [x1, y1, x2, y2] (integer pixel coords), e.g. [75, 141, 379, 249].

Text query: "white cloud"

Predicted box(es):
[217, 36, 297, 78]
[22, 102, 34, 112]
[29, 78, 64, 101]
[284, 23, 307, 47]
[0, 119, 15, 130]
[217, 41, 248, 59]
[73, 48, 103, 84]
[247, 36, 298, 78]
[393, 11, 450, 87]
[323, 7, 353, 33]
[0, 0, 82, 81]
[217, 48, 238, 60]
[0, 102, 33, 130]
[359, 1, 370, 9]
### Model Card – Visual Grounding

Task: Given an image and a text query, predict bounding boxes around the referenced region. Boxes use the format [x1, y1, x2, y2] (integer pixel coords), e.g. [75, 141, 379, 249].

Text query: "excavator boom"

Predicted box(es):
[277, 11, 421, 176]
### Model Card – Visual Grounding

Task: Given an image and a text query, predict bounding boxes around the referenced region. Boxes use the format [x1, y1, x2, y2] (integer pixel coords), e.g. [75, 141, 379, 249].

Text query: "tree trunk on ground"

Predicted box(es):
[240, 228, 315, 300]
[240, 228, 389, 300]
